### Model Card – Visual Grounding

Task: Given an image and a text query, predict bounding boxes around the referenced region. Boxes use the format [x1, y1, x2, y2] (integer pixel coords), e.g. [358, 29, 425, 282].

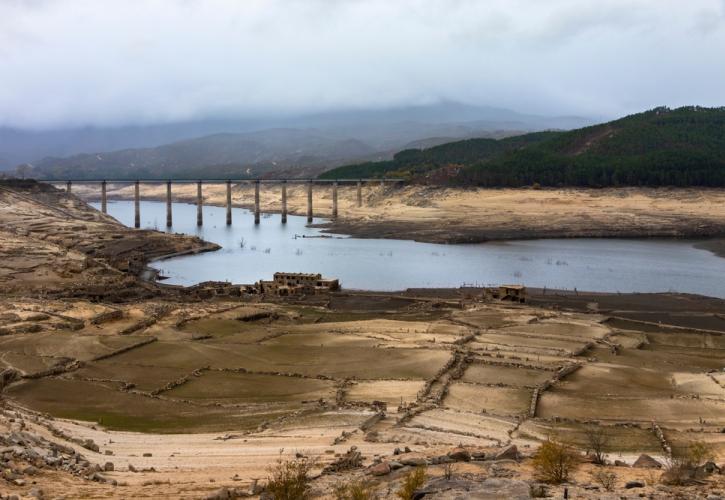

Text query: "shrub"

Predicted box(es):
[334, 478, 375, 500]
[661, 457, 693, 486]
[686, 440, 713, 466]
[266, 452, 316, 500]
[661, 440, 714, 486]
[396, 466, 427, 500]
[532, 438, 579, 484]
[590, 469, 617, 491]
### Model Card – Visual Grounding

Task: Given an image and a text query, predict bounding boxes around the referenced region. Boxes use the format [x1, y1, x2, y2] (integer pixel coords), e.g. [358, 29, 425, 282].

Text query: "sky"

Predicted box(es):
[1, 0, 725, 130]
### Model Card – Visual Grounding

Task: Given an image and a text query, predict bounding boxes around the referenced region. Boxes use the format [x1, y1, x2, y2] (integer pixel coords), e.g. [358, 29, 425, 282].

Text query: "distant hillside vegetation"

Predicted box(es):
[319, 107, 725, 187]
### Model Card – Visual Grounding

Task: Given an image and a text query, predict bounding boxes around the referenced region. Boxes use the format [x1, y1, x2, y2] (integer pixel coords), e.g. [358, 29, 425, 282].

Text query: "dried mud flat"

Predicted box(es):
[0, 181, 724, 498]
[74, 182, 725, 246]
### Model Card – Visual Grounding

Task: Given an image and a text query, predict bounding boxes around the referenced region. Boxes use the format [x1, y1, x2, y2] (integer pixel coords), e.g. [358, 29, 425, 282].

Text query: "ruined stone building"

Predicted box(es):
[484, 285, 527, 303]
[246, 272, 340, 296]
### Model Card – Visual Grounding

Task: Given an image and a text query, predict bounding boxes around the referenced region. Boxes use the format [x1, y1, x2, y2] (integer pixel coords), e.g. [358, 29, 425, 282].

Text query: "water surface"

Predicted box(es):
[95, 200, 725, 297]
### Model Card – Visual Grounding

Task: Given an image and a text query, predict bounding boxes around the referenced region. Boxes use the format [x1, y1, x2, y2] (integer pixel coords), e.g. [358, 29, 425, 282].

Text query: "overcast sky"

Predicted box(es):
[1, 0, 724, 129]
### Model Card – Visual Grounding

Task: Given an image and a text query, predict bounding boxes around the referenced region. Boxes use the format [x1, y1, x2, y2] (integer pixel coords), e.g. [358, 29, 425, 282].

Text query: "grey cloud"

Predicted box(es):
[0, 0, 724, 129]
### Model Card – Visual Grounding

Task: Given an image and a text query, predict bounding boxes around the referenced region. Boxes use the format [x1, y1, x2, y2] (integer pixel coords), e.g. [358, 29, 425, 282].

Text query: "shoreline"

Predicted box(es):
[100, 195, 725, 260]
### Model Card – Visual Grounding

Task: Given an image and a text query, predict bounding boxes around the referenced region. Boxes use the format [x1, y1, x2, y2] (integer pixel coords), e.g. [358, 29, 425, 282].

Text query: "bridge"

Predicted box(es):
[40, 178, 404, 228]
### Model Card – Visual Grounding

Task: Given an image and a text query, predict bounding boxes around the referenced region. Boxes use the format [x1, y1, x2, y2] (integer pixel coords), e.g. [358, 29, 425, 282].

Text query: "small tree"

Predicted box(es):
[532, 438, 579, 484]
[14, 163, 33, 180]
[584, 425, 610, 465]
[396, 466, 427, 500]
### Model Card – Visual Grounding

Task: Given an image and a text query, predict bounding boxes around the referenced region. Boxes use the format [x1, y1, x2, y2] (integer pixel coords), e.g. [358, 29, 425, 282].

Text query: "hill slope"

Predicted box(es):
[320, 107, 725, 187]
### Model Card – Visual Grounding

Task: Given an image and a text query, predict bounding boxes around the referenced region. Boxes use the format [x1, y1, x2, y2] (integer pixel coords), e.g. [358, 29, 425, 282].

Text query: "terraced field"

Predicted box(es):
[1, 290, 724, 463]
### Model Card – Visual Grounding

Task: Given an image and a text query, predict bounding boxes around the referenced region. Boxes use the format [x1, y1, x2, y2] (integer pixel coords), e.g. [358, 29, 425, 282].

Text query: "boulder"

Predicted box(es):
[633, 454, 662, 469]
[414, 477, 530, 499]
[322, 446, 363, 473]
[204, 487, 243, 500]
[695, 461, 720, 478]
[28, 488, 44, 499]
[389, 461, 404, 470]
[82, 439, 100, 453]
[23, 465, 38, 475]
[104, 461, 114, 472]
[368, 462, 391, 476]
[625, 480, 645, 489]
[401, 457, 427, 467]
[494, 445, 520, 461]
[448, 447, 471, 462]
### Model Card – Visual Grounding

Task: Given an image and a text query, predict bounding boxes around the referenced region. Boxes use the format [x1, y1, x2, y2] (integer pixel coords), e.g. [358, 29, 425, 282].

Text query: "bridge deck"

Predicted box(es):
[38, 178, 404, 184]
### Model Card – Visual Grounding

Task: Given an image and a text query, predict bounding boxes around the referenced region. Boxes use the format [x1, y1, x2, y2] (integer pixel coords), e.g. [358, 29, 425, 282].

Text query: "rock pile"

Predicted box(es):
[0, 429, 114, 486]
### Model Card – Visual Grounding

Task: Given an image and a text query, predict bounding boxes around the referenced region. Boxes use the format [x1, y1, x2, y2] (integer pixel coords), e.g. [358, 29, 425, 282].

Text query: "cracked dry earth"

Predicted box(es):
[0, 291, 724, 498]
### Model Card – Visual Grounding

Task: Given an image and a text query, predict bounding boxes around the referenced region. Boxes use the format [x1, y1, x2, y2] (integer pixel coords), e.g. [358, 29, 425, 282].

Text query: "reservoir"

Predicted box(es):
[95, 200, 725, 298]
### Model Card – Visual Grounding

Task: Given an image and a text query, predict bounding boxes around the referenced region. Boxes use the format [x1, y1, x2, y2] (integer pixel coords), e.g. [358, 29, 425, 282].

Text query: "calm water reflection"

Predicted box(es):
[94, 200, 725, 297]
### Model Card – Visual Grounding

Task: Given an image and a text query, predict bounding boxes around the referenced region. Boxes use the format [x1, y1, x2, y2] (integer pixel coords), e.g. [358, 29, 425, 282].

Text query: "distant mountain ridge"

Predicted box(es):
[319, 106, 725, 187]
[30, 129, 381, 180]
[1, 102, 593, 178]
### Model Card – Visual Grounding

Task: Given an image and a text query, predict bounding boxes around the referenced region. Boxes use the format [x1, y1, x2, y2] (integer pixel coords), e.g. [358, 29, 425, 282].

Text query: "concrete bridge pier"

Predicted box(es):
[225, 180, 232, 225]
[196, 181, 203, 227]
[101, 180, 107, 214]
[357, 180, 362, 207]
[307, 181, 313, 223]
[332, 181, 338, 219]
[281, 181, 287, 224]
[166, 181, 173, 227]
[66, 180, 72, 195]
[254, 180, 261, 224]
[134, 180, 140, 228]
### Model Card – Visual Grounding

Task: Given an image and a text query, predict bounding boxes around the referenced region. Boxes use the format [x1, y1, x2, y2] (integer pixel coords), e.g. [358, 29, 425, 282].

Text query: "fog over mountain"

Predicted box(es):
[2, 0, 724, 174]
[2, 102, 592, 172]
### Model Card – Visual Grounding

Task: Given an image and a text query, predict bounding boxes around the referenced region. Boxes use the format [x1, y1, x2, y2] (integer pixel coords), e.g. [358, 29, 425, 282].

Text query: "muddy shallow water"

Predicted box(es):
[95, 200, 725, 297]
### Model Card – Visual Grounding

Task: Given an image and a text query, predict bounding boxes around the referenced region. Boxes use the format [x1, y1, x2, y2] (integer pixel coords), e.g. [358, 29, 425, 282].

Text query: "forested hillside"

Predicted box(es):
[320, 107, 725, 187]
